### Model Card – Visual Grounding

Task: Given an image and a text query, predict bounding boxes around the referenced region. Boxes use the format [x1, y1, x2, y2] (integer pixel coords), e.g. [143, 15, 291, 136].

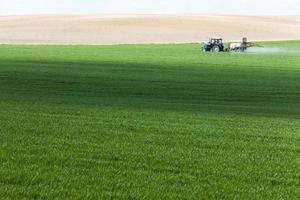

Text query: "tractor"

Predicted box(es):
[202, 38, 225, 52]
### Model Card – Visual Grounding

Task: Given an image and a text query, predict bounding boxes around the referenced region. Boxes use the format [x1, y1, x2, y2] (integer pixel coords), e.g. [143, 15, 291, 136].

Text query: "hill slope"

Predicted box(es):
[0, 14, 300, 44]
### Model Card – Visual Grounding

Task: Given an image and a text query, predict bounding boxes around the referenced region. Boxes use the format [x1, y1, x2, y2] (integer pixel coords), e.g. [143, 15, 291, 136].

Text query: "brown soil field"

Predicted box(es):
[0, 14, 300, 44]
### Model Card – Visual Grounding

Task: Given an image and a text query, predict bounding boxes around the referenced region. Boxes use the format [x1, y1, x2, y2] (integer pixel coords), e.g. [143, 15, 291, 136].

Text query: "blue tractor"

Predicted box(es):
[202, 38, 225, 52]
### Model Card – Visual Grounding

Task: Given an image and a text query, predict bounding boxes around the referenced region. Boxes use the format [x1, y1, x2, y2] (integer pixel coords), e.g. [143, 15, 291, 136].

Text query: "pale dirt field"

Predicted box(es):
[0, 14, 300, 44]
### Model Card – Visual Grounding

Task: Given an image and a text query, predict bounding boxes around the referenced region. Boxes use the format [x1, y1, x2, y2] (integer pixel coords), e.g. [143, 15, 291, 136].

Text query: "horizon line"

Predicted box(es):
[1, 13, 300, 17]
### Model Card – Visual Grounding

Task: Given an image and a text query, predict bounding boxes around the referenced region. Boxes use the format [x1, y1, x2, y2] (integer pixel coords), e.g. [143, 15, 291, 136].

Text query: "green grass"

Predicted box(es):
[0, 41, 299, 199]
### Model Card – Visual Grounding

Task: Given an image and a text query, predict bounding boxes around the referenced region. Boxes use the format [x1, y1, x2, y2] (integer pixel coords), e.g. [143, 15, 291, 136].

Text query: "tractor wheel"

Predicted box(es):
[212, 46, 220, 52]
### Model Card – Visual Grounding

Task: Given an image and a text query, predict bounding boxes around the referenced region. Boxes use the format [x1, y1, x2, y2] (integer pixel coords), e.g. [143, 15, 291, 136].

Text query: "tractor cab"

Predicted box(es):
[210, 38, 222, 45]
[202, 38, 225, 52]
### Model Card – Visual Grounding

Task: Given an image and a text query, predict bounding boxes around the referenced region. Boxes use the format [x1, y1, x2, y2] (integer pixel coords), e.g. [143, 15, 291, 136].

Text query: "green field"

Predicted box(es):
[0, 41, 299, 199]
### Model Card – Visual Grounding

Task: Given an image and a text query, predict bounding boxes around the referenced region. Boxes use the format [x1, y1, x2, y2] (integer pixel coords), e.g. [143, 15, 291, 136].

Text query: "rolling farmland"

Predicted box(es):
[0, 41, 299, 199]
